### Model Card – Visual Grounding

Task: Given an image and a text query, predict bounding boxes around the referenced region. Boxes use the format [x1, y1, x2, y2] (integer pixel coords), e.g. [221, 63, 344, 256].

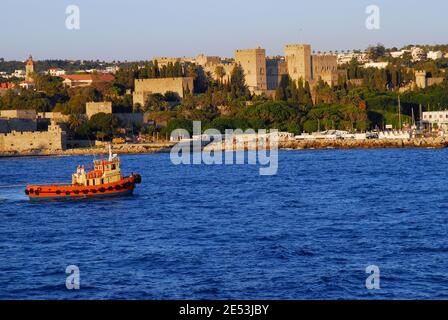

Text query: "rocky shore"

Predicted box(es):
[2, 138, 448, 158]
[0, 142, 175, 158]
[203, 137, 448, 152]
[279, 137, 448, 150]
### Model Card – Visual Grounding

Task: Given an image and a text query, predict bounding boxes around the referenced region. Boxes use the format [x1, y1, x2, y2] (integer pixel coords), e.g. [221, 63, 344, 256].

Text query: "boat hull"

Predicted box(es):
[25, 174, 141, 201]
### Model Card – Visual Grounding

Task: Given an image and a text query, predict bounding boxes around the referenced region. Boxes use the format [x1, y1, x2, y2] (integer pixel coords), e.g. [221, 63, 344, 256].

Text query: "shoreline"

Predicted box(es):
[0, 142, 175, 158]
[203, 137, 448, 152]
[2, 138, 448, 158]
[278, 137, 448, 150]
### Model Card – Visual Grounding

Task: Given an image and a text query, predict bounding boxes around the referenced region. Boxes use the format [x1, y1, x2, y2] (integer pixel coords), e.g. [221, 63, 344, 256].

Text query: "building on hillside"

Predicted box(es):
[0, 82, 15, 89]
[47, 68, 66, 76]
[337, 51, 369, 64]
[133, 77, 194, 107]
[390, 50, 407, 58]
[12, 70, 26, 78]
[362, 61, 389, 69]
[427, 51, 444, 60]
[19, 81, 35, 90]
[235, 47, 267, 93]
[411, 47, 426, 61]
[60, 73, 115, 88]
[0, 82, 16, 96]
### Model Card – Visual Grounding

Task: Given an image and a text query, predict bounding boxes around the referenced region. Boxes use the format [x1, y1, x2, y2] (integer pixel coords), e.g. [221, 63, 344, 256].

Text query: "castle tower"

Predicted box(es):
[235, 47, 267, 93]
[415, 70, 427, 89]
[284, 44, 312, 83]
[25, 55, 35, 82]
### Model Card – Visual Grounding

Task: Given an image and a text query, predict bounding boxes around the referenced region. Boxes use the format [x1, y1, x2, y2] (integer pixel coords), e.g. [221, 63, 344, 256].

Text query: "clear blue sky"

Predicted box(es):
[2, 0, 447, 61]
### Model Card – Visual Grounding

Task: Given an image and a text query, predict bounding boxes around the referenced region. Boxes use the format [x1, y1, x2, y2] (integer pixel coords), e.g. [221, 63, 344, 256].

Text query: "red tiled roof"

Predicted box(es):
[61, 74, 115, 82]
[0, 82, 16, 89]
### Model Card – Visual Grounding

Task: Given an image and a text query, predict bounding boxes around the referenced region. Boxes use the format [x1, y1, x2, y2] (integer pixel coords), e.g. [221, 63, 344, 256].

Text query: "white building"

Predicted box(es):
[411, 47, 426, 61]
[362, 61, 389, 69]
[337, 52, 369, 65]
[47, 68, 66, 77]
[12, 70, 26, 78]
[421, 111, 448, 130]
[390, 50, 407, 58]
[427, 51, 443, 60]
[105, 66, 120, 74]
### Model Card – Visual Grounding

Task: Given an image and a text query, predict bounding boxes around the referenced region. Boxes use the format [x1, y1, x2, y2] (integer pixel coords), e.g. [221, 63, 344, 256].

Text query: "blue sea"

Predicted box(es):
[1, 149, 448, 300]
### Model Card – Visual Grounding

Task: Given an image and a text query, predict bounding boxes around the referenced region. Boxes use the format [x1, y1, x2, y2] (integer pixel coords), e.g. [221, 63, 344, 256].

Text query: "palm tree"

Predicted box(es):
[68, 113, 85, 131]
[214, 65, 226, 84]
[186, 64, 198, 79]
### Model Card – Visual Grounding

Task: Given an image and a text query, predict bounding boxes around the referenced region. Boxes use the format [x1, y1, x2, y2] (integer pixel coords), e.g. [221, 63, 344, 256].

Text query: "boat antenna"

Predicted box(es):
[108, 143, 118, 161]
[108, 143, 113, 161]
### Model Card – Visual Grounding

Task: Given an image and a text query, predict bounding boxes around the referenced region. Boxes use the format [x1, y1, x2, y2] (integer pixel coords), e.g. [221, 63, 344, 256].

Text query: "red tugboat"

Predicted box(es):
[25, 145, 141, 200]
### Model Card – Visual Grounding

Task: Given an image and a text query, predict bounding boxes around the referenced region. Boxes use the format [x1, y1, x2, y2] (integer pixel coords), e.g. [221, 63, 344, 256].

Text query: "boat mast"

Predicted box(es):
[108, 143, 113, 161]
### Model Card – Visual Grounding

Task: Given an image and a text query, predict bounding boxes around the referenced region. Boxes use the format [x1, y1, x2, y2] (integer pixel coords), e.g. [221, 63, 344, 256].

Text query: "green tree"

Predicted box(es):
[88, 113, 119, 140]
[214, 65, 226, 84]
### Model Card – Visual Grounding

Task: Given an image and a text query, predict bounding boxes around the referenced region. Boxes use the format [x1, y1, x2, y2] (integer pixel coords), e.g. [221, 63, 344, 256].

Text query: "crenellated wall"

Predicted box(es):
[133, 77, 194, 106]
[0, 122, 66, 153]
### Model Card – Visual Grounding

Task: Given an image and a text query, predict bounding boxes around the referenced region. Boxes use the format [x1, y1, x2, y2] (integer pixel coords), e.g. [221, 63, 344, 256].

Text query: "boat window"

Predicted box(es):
[112, 164, 116, 170]
[87, 180, 89, 186]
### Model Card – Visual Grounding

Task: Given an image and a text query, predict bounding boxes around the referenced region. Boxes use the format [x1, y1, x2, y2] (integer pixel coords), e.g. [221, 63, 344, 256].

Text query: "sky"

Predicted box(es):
[1, 0, 447, 61]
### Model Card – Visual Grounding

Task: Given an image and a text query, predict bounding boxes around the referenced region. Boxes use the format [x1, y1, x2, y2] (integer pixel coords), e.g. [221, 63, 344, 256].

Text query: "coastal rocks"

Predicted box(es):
[0, 142, 175, 158]
[203, 137, 448, 152]
[280, 137, 448, 150]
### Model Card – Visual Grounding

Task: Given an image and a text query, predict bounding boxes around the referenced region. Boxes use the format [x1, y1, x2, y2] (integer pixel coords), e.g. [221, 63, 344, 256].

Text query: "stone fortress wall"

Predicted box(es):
[235, 48, 267, 92]
[310, 54, 340, 85]
[0, 121, 66, 153]
[284, 44, 313, 83]
[86, 101, 113, 119]
[266, 57, 288, 90]
[133, 77, 194, 107]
